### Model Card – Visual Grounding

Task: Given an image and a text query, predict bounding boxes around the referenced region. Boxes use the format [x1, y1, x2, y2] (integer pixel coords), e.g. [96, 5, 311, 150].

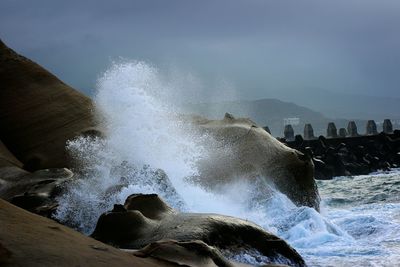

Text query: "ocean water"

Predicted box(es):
[55, 62, 400, 266]
[308, 170, 400, 267]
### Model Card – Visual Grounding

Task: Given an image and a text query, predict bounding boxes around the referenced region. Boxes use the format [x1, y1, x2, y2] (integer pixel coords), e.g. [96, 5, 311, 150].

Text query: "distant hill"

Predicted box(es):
[182, 98, 328, 136]
[182, 98, 399, 137]
[268, 87, 400, 121]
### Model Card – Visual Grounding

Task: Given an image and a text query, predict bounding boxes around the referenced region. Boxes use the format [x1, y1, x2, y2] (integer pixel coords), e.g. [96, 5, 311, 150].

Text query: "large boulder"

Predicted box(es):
[91, 194, 305, 266]
[0, 39, 95, 170]
[3, 168, 74, 217]
[0, 198, 186, 267]
[1, 198, 284, 267]
[0, 164, 74, 217]
[0, 39, 319, 211]
[0, 138, 74, 217]
[191, 114, 320, 210]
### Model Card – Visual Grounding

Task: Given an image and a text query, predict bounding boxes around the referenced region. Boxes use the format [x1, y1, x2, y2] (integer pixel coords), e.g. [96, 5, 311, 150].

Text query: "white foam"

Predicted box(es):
[55, 61, 400, 266]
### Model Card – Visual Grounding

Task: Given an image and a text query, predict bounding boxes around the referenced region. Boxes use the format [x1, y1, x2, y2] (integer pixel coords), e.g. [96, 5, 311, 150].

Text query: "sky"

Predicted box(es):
[1, 0, 400, 104]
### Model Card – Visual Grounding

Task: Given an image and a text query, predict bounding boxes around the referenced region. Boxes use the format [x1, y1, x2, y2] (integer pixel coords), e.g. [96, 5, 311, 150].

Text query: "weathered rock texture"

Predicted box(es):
[0, 198, 177, 267]
[0, 39, 95, 170]
[0, 136, 73, 217]
[133, 239, 272, 267]
[0, 40, 307, 267]
[191, 114, 320, 210]
[0, 39, 320, 212]
[91, 194, 305, 266]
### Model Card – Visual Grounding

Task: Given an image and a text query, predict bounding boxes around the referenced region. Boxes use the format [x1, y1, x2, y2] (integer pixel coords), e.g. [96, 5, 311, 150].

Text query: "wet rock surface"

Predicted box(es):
[0, 40, 310, 266]
[192, 113, 320, 211]
[91, 193, 306, 266]
[134, 239, 243, 267]
[133, 239, 290, 267]
[0, 166, 74, 217]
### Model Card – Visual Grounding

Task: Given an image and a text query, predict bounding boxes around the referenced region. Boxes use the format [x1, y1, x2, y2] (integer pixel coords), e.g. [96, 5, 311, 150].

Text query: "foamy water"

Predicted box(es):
[55, 62, 400, 266]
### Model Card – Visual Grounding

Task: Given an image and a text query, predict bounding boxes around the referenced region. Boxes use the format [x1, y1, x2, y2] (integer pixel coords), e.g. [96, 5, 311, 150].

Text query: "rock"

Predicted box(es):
[0, 242, 12, 264]
[133, 239, 255, 267]
[91, 194, 305, 267]
[0, 137, 73, 217]
[0, 40, 319, 211]
[0, 159, 73, 217]
[0, 198, 177, 267]
[0, 39, 95, 170]
[133, 239, 290, 267]
[191, 115, 320, 210]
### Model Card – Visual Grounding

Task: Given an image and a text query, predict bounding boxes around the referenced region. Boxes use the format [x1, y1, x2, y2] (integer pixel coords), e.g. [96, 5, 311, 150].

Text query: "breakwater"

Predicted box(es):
[264, 120, 400, 179]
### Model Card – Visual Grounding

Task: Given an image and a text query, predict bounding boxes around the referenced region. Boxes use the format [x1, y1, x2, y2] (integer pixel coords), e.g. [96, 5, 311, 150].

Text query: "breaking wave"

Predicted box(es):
[55, 61, 400, 266]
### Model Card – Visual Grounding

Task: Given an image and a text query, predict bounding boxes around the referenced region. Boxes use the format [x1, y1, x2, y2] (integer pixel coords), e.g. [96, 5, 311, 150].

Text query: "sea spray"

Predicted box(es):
[54, 61, 244, 233]
[55, 61, 203, 232]
[55, 61, 400, 266]
[54, 60, 346, 253]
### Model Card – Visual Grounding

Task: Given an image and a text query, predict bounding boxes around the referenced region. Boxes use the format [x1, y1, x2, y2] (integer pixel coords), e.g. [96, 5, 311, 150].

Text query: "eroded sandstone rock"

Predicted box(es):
[133, 239, 290, 267]
[0, 39, 95, 170]
[0, 158, 74, 217]
[0, 198, 178, 267]
[91, 194, 305, 266]
[190, 113, 320, 210]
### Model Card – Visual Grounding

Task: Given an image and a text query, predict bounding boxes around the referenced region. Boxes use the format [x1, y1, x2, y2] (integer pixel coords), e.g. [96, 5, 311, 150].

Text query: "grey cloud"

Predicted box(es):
[1, 0, 400, 102]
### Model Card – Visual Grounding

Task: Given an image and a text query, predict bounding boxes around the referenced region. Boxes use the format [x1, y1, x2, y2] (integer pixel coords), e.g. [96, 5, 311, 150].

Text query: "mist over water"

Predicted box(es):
[55, 61, 249, 232]
[55, 62, 400, 266]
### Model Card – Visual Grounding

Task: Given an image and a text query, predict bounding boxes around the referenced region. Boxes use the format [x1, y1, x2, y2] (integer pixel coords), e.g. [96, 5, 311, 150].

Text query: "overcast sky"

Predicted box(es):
[1, 0, 400, 102]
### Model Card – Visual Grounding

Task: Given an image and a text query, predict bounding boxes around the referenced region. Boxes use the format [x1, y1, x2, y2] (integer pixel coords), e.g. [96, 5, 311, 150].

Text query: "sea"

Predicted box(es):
[55, 61, 400, 267]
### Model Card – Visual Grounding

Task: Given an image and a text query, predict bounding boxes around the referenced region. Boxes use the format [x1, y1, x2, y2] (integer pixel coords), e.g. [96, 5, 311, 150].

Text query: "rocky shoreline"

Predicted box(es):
[2, 38, 399, 266]
[0, 39, 309, 266]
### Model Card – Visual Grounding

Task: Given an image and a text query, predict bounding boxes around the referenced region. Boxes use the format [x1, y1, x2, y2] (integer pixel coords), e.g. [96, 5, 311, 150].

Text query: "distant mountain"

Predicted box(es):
[182, 98, 328, 136]
[269, 88, 400, 121]
[183, 97, 399, 137]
